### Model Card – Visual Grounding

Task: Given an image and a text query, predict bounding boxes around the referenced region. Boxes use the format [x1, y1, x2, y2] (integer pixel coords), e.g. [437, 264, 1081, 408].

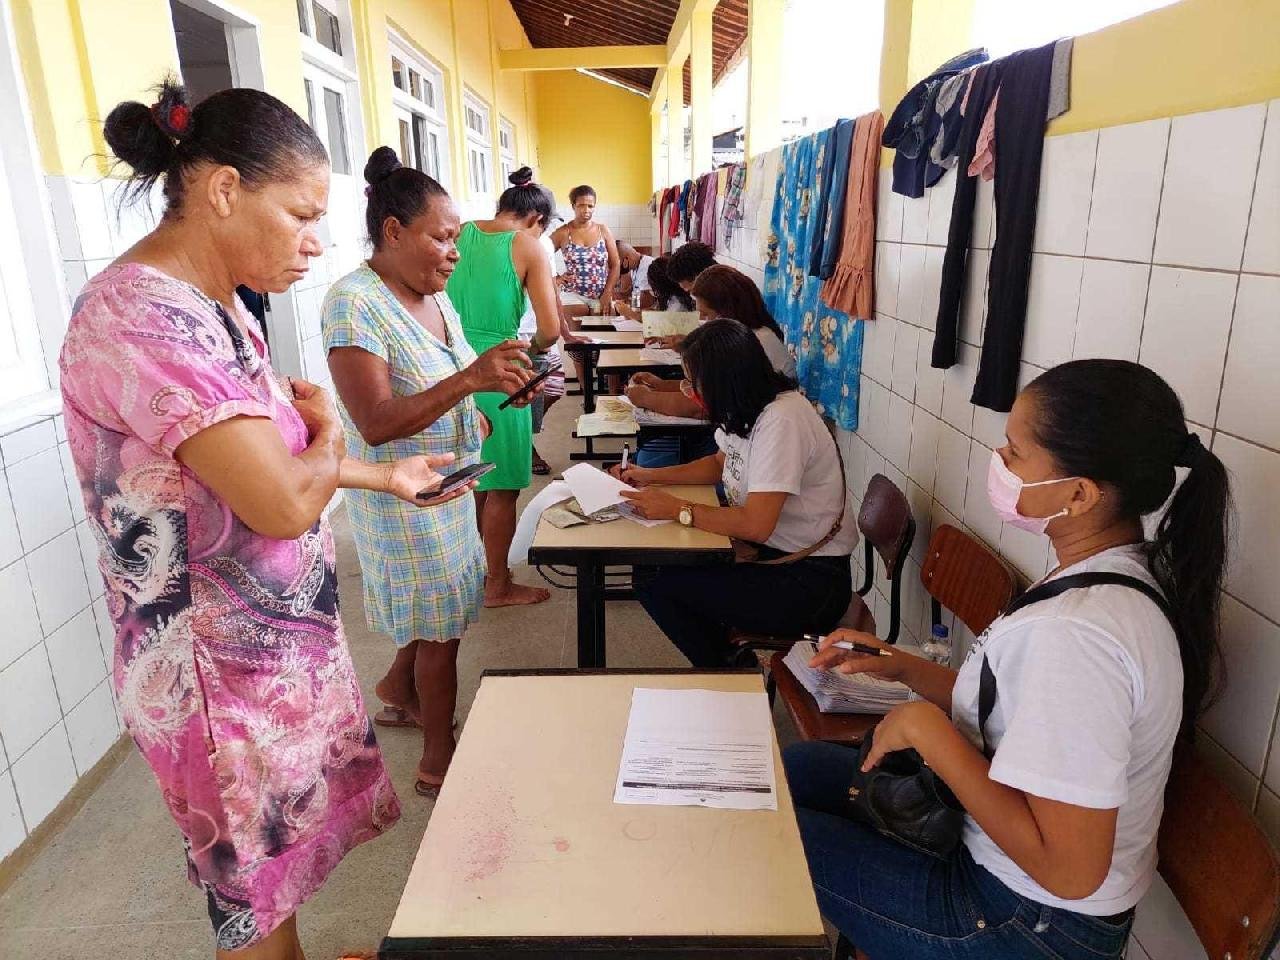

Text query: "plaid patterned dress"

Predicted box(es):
[322, 266, 486, 646]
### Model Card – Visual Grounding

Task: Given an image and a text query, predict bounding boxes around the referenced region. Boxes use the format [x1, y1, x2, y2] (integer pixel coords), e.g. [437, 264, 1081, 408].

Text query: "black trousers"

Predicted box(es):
[634, 554, 853, 668]
[934, 41, 1058, 412]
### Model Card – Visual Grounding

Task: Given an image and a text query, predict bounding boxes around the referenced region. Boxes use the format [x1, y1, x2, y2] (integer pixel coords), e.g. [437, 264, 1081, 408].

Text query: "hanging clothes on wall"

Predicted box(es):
[808, 118, 855, 278]
[882, 47, 989, 198]
[747, 147, 783, 261]
[678, 180, 693, 239]
[820, 110, 884, 319]
[697, 170, 718, 247]
[929, 71, 974, 171]
[721, 163, 747, 245]
[764, 129, 864, 431]
[933, 40, 1059, 412]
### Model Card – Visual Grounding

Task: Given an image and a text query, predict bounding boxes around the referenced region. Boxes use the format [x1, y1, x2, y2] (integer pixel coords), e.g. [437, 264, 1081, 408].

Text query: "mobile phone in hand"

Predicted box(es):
[416, 461, 496, 499]
[498, 365, 555, 410]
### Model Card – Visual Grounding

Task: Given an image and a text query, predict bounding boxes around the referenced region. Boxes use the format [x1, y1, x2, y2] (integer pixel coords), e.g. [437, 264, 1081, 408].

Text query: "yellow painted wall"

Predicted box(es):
[877, 0, 1280, 155]
[1046, 0, 1280, 135]
[10, 0, 540, 195]
[353, 0, 540, 203]
[534, 71, 653, 206]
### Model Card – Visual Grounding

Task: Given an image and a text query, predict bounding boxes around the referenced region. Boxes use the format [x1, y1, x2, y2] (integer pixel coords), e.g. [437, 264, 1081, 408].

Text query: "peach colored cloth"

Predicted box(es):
[820, 111, 884, 318]
[968, 89, 1000, 181]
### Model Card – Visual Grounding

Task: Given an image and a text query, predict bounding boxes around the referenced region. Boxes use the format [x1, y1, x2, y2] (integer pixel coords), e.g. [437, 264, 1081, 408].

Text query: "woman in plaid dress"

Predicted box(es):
[323, 148, 537, 797]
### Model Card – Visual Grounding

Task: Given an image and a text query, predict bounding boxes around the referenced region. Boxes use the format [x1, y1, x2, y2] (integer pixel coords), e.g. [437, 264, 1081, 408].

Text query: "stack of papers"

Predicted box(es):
[615, 395, 709, 428]
[577, 397, 639, 437]
[782, 641, 911, 714]
[641, 311, 701, 339]
[561, 463, 673, 528]
[611, 317, 643, 332]
[614, 688, 777, 810]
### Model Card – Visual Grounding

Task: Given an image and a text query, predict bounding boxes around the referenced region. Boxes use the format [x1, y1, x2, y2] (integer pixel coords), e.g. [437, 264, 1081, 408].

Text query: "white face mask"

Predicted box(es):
[986, 450, 1079, 536]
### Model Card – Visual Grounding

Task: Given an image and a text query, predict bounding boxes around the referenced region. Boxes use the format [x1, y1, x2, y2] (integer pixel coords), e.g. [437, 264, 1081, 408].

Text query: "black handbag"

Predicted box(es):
[842, 570, 1174, 859]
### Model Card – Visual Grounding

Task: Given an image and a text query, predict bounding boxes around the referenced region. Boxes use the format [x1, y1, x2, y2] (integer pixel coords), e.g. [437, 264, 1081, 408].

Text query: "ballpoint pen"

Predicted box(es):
[802, 633, 893, 657]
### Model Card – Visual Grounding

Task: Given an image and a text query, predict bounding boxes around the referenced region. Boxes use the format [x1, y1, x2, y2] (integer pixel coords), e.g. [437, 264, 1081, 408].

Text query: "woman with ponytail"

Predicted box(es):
[447, 166, 562, 607]
[783, 359, 1231, 960]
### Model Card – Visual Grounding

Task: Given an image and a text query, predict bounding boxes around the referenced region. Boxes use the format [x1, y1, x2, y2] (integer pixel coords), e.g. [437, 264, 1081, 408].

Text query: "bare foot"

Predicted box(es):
[484, 578, 551, 608]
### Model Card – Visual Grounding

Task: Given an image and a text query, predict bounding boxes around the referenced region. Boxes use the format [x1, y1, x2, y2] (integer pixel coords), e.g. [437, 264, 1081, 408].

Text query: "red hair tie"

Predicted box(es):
[151, 101, 191, 138]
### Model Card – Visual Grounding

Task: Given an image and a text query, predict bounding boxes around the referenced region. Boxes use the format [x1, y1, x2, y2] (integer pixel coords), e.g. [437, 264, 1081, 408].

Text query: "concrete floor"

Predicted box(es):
[0, 389, 795, 959]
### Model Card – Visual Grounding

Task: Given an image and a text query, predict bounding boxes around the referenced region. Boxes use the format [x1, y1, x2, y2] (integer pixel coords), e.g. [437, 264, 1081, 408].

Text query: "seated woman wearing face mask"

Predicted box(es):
[783, 359, 1231, 960]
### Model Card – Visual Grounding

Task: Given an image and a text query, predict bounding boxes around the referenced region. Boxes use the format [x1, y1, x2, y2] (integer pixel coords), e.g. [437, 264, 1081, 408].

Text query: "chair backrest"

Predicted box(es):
[1158, 740, 1280, 960]
[858, 474, 914, 580]
[919, 524, 1018, 636]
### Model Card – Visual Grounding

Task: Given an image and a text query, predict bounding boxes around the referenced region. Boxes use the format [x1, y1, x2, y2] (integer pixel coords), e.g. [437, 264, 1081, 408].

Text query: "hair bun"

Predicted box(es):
[364, 145, 403, 187]
[104, 77, 188, 178]
[508, 165, 534, 187]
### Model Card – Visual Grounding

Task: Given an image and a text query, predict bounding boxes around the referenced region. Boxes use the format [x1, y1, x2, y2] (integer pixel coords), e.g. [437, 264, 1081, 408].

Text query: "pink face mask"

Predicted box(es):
[986, 450, 1078, 536]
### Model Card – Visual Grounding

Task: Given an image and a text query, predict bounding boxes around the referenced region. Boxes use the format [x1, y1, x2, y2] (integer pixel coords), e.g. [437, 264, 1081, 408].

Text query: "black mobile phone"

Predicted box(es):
[416, 461, 496, 500]
[497, 365, 555, 410]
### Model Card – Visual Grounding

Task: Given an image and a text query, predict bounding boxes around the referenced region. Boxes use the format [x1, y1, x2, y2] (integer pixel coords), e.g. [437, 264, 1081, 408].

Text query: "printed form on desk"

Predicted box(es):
[613, 688, 778, 811]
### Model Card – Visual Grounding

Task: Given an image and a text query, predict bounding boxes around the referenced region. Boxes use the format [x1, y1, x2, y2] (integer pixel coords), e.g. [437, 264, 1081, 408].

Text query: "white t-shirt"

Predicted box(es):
[519, 234, 561, 363]
[633, 255, 653, 293]
[952, 544, 1182, 915]
[756, 327, 797, 379]
[715, 391, 858, 556]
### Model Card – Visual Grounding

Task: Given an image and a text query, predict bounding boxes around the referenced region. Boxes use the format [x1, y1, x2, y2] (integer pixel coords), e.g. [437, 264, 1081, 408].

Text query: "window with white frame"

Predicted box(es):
[463, 91, 494, 199]
[498, 117, 516, 183]
[296, 0, 342, 57]
[389, 35, 449, 186]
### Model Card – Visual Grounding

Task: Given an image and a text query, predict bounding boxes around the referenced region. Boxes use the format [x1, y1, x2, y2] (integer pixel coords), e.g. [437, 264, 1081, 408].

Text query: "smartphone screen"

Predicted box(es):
[416, 461, 496, 500]
[498, 365, 555, 410]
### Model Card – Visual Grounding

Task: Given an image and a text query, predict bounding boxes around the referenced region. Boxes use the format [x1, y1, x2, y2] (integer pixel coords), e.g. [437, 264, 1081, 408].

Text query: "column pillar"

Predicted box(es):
[666, 63, 685, 186]
[689, 6, 713, 176]
[744, 0, 783, 161]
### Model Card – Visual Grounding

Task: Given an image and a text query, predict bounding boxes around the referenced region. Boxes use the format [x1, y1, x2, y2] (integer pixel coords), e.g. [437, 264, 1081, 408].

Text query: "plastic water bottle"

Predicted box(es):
[630, 283, 641, 311]
[922, 623, 951, 665]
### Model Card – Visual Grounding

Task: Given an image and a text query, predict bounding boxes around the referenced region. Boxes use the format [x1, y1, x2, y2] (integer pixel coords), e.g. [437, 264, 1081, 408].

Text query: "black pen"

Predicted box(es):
[803, 633, 892, 657]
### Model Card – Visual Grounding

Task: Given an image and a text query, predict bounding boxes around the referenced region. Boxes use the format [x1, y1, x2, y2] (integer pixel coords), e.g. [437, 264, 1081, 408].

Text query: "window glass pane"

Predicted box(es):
[303, 78, 317, 130]
[312, 2, 342, 56]
[323, 87, 351, 175]
[296, 0, 310, 34]
[408, 69, 421, 100]
[392, 57, 405, 90]
[398, 119, 412, 169]
[411, 114, 427, 172]
[423, 78, 435, 110]
[427, 131, 441, 180]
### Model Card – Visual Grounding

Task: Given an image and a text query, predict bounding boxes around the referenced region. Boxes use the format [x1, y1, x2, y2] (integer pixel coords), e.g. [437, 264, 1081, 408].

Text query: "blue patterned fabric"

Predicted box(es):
[764, 130, 865, 431]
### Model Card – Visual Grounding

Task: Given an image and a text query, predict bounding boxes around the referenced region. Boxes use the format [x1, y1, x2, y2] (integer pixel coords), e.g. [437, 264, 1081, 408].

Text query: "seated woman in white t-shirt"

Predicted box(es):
[614, 318, 857, 667]
[784, 359, 1231, 960]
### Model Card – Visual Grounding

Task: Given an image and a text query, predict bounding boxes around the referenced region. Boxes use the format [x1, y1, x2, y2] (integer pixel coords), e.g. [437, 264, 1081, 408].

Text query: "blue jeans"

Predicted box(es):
[633, 432, 718, 468]
[783, 742, 1133, 960]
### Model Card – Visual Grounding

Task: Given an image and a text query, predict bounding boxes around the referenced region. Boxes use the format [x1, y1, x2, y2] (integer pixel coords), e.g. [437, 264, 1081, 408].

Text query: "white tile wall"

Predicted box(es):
[829, 100, 1280, 960]
[0, 410, 118, 854]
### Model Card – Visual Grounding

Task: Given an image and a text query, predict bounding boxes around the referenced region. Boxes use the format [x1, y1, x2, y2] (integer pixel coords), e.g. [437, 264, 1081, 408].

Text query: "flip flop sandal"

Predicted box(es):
[532, 454, 551, 476]
[414, 776, 445, 799]
[373, 706, 417, 728]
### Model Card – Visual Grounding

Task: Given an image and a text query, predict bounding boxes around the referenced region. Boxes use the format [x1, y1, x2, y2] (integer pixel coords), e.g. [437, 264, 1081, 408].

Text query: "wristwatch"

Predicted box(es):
[678, 504, 694, 527]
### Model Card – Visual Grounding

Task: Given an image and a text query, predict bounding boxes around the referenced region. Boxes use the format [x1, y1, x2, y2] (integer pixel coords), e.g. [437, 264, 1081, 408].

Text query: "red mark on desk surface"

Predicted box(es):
[461, 788, 516, 882]
[553, 837, 570, 853]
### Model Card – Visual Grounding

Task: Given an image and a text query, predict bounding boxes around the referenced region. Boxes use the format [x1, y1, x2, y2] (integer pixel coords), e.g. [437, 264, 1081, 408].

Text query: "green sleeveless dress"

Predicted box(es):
[447, 222, 532, 491]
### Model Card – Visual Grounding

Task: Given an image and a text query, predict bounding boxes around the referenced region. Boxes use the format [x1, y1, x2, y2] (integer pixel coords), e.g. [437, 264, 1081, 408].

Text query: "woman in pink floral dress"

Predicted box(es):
[58, 83, 474, 959]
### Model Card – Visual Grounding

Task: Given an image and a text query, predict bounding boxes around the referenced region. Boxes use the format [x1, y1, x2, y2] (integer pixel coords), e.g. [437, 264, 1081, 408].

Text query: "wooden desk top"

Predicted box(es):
[530, 484, 730, 555]
[385, 671, 824, 942]
[598, 348, 681, 371]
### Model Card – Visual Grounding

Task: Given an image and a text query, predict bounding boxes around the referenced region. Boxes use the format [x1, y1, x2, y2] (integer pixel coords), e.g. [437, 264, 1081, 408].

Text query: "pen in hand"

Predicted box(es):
[621, 442, 630, 471]
[803, 634, 893, 657]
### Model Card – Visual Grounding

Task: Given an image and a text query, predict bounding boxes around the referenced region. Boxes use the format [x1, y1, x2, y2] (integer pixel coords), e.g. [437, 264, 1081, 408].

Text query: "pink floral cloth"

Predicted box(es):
[58, 263, 399, 950]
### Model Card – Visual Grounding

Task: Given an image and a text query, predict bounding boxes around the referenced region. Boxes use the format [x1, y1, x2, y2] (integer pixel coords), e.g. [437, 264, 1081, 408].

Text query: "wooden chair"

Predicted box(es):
[1156, 739, 1280, 959]
[771, 523, 1017, 748]
[833, 739, 1280, 960]
[729, 474, 916, 679]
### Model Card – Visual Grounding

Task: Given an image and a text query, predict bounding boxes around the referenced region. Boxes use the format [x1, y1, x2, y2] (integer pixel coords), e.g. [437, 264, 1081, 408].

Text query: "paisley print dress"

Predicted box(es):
[58, 263, 399, 950]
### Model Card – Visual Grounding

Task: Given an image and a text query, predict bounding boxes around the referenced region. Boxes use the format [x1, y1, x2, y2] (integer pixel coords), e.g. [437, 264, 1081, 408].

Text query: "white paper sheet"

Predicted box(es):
[639, 346, 683, 366]
[613, 688, 778, 811]
[642, 311, 701, 339]
[508, 480, 571, 566]
[563, 463, 635, 516]
[614, 502, 672, 528]
[611, 318, 643, 332]
[615, 395, 709, 428]
[577, 412, 638, 437]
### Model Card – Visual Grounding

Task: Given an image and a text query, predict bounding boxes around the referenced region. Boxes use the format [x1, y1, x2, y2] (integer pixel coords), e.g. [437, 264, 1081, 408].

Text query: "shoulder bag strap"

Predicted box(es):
[977, 570, 1174, 759]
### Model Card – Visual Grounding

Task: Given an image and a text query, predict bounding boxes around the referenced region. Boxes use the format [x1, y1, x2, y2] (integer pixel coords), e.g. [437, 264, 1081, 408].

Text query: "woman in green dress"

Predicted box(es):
[323, 148, 536, 797]
[447, 167, 562, 607]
